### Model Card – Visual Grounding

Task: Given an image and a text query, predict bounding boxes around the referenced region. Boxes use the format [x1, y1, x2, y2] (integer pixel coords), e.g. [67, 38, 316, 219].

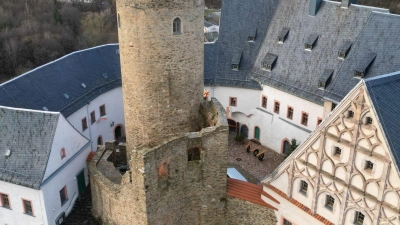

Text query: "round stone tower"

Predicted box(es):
[117, 0, 205, 147]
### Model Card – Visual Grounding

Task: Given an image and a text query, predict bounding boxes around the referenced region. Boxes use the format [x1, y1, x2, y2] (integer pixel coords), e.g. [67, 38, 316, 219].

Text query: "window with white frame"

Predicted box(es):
[0, 193, 10, 208]
[300, 180, 308, 195]
[325, 195, 335, 211]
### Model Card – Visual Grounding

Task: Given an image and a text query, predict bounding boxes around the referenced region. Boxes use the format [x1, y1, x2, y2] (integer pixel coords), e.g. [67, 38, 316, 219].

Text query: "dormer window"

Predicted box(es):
[338, 41, 352, 59]
[278, 27, 289, 43]
[305, 34, 319, 51]
[354, 52, 377, 78]
[262, 53, 278, 71]
[248, 28, 257, 42]
[318, 69, 333, 90]
[231, 52, 242, 71]
[354, 70, 364, 78]
[248, 36, 255, 42]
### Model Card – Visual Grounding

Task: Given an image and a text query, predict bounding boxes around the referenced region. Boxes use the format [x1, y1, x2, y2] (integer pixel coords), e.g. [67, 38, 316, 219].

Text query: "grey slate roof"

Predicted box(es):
[204, 0, 281, 89]
[0, 107, 59, 189]
[325, 12, 400, 103]
[251, 0, 387, 105]
[0, 44, 121, 117]
[365, 71, 400, 174]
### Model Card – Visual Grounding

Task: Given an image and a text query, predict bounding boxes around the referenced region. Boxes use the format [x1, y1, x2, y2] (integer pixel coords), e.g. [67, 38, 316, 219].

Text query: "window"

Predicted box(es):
[334, 147, 341, 157]
[283, 218, 292, 225]
[90, 111, 96, 124]
[117, 13, 121, 28]
[60, 148, 66, 159]
[59, 186, 68, 206]
[188, 147, 201, 161]
[22, 199, 33, 216]
[81, 117, 88, 131]
[354, 70, 364, 78]
[317, 118, 322, 126]
[261, 96, 267, 108]
[229, 97, 237, 107]
[354, 211, 365, 225]
[231, 64, 239, 70]
[318, 81, 325, 89]
[365, 160, 373, 171]
[301, 112, 308, 126]
[365, 117, 373, 125]
[100, 104, 106, 117]
[262, 63, 272, 71]
[348, 110, 354, 118]
[325, 195, 335, 210]
[287, 107, 293, 120]
[0, 193, 10, 208]
[300, 180, 308, 195]
[274, 101, 280, 114]
[331, 103, 337, 111]
[248, 36, 255, 42]
[338, 52, 346, 59]
[173, 17, 181, 34]
[305, 43, 313, 50]
[278, 37, 284, 43]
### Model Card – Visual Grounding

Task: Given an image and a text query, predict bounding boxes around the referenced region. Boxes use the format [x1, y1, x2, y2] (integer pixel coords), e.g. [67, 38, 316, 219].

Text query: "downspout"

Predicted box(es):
[86, 103, 93, 150]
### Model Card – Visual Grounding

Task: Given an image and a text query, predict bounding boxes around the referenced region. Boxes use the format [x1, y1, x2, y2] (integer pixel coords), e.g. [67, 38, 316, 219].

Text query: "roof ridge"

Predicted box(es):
[364, 71, 400, 87]
[0, 105, 60, 114]
[0, 44, 119, 87]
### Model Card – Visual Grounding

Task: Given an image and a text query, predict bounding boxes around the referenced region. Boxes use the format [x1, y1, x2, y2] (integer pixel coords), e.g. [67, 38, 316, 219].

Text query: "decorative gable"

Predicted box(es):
[262, 80, 400, 225]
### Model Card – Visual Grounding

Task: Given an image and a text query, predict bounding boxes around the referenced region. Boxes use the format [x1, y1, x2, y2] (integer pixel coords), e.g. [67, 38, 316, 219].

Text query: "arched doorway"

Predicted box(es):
[228, 119, 237, 134]
[282, 139, 291, 155]
[97, 136, 103, 146]
[254, 126, 260, 140]
[240, 125, 248, 138]
[114, 125, 123, 139]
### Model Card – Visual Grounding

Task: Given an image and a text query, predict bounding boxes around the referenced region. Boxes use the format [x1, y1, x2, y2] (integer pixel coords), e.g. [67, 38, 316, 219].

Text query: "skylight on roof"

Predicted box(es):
[64, 93, 70, 99]
[103, 73, 108, 78]
[81, 83, 86, 88]
[43, 107, 48, 111]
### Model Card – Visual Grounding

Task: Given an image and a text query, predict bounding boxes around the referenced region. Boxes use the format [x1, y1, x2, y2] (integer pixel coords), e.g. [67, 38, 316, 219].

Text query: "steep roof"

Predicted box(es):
[0, 44, 121, 117]
[325, 12, 400, 103]
[251, 0, 387, 105]
[204, 0, 280, 89]
[365, 71, 400, 173]
[0, 107, 59, 189]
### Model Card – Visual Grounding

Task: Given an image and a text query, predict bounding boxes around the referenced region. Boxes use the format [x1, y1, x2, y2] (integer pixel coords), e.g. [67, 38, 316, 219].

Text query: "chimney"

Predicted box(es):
[309, 0, 322, 16]
[342, 0, 357, 8]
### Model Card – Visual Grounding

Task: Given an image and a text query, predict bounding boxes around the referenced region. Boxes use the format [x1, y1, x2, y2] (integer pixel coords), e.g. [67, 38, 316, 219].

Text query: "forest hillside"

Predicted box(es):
[0, 0, 117, 82]
[0, 0, 399, 83]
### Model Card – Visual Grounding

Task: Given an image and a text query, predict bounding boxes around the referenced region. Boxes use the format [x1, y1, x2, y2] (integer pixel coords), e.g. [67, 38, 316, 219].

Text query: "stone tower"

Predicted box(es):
[90, 1, 230, 224]
[117, 0, 205, 147]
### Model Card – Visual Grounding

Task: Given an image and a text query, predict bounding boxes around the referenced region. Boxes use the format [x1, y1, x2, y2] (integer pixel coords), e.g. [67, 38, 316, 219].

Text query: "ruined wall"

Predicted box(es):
[226, 197, 277, 225]
[90, 99, 229, 225]
[117, 0, 205, 147]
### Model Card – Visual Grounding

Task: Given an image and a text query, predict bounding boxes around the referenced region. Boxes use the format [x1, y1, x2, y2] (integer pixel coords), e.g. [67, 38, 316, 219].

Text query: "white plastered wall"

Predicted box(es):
[207, 85, 324, 153]
[0, 180, 47, 225]
[66, 87, 124, 150]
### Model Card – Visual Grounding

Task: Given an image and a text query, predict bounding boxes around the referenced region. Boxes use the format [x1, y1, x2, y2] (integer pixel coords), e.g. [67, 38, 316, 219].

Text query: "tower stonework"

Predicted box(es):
[117, 0, 205, 147]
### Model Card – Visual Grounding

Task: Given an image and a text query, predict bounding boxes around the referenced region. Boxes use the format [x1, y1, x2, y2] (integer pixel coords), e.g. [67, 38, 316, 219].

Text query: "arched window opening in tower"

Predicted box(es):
[173, 18, 181, 34]
[188, 147, 201, 161]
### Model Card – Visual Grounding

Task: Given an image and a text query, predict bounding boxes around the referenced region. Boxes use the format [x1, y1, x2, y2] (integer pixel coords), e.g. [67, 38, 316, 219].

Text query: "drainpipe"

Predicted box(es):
[86, 103, 93, 150]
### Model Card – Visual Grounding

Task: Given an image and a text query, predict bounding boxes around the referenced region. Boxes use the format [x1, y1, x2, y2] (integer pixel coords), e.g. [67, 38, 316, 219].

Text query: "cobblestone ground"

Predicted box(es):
[227, 133, 286, 184]
[65, 133, 285, 223]
[64, 186, 99, 225]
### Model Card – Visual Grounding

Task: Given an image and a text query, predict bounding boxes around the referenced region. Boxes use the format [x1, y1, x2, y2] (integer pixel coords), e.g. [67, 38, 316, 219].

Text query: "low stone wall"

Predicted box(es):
[226, 196, 277, 225]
